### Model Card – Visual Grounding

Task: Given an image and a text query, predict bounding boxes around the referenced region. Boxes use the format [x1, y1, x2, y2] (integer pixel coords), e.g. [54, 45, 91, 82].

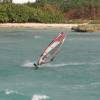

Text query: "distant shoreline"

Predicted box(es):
[0, 23, 79, 29]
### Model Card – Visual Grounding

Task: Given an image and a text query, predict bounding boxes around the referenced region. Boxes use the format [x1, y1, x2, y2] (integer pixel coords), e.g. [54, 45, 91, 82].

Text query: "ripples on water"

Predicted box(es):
[0, 28, 100, 100]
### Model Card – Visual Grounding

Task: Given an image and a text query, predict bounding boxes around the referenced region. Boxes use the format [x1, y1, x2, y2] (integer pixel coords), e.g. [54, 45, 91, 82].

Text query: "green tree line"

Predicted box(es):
[0, 3, 64, 23]
[0, 0, 100, 23]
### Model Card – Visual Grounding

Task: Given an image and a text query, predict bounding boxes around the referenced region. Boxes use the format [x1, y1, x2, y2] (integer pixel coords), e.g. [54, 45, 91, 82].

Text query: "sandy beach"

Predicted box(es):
[0, 23, 79, 29]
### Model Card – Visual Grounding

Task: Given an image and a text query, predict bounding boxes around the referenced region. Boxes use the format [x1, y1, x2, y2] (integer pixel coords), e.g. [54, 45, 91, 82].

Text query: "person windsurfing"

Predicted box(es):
[33, 32, 66, 69]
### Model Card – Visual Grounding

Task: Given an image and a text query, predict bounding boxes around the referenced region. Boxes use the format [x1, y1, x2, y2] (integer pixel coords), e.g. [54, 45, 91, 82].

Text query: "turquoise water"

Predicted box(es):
[0, 28, 100, 100]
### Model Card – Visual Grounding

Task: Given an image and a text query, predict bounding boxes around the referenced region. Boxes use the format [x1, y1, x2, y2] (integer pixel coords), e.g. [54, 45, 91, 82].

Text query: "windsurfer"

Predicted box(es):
[33, 33, 66, 69]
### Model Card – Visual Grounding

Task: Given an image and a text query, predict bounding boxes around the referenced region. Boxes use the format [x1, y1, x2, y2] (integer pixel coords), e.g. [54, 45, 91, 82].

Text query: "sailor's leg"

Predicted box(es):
[33, 63, 39, 70]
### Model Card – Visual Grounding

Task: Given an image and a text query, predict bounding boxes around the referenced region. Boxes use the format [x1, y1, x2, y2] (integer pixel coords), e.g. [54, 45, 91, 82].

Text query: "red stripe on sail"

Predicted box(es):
[54, 33, 65, 42]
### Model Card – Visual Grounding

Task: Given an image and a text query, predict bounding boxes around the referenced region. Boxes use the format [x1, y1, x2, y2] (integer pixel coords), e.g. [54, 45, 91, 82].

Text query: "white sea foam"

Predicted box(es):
[45, 62, 100, 67]
[21, 60, 44, 68]
[5, 89, 14, 95]
[45, 63, 67, 67]
[32, 94, 49, 100]
[22, 60, 34, 67]
[34, 35, 41, 39]
[22, 61, 100, 68]
[4, 89, 24, 95]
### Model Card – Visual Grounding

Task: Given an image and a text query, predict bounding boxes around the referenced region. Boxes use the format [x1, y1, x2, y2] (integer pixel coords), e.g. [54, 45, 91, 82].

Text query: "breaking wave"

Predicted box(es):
[4, 89, 24, 95]
[0, 89, 50, 100]
[0, 89, 34, 100]
[32, 94, 49, 100]
[0, 89, 26, 98]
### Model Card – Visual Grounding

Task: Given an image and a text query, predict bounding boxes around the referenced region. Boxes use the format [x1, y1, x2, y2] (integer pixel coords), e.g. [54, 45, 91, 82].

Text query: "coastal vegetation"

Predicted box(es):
[0, 2, 64, 23]
[0, 0, 100, 23]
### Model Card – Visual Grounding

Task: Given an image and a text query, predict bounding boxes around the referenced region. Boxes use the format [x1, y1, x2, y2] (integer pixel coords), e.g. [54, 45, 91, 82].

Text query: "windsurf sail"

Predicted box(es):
[35, 32, 66, 66]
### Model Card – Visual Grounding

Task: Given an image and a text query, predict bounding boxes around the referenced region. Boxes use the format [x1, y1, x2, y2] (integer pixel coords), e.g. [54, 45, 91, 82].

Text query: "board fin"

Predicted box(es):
[33, 63, 39, 70]
[50, 57, 55, 62]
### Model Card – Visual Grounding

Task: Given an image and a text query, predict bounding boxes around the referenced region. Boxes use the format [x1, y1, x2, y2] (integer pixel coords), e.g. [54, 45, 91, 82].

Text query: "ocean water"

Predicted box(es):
[0, 28, 100, 100]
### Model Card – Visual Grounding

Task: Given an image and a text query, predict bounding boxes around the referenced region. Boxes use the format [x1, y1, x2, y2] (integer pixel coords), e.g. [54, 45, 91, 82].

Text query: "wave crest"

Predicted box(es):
[4, 89, 24, 95]
[32, 94, 49, 100]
